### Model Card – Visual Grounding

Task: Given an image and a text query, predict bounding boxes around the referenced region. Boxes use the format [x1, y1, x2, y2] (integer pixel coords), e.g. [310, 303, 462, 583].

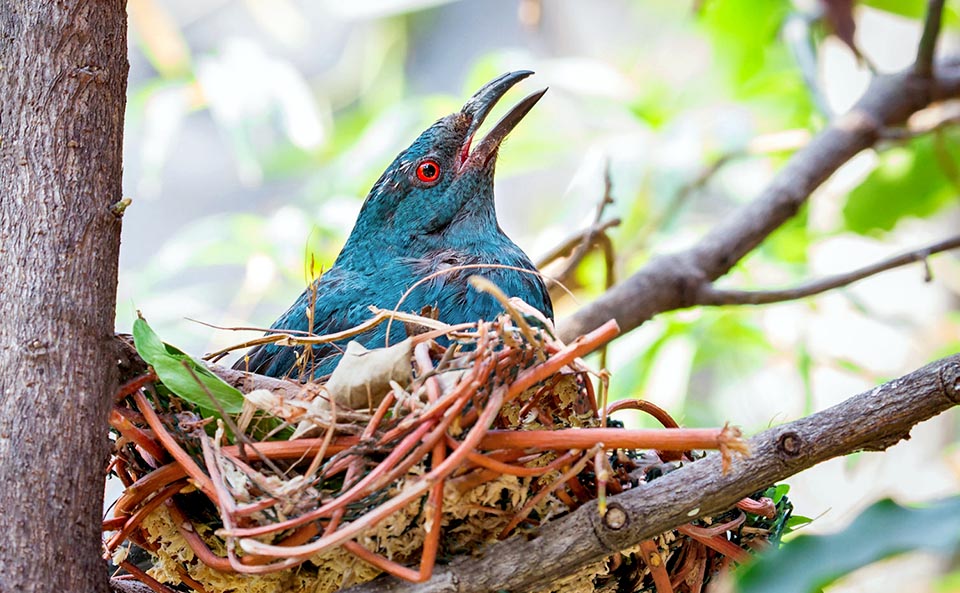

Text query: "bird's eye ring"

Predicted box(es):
[415, 159, 441, 184]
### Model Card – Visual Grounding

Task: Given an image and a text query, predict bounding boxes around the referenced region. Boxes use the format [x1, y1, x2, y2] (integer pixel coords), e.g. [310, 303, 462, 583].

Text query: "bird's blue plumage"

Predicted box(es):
[235, 72, 553, 380]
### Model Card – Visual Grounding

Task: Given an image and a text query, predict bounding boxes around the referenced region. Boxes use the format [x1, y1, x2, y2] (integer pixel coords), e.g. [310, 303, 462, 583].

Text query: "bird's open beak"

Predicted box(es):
[457, 70, 547, 172]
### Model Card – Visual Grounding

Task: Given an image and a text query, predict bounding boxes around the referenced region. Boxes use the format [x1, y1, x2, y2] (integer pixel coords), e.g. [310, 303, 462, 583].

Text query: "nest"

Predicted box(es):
[106, 303, 791, 593]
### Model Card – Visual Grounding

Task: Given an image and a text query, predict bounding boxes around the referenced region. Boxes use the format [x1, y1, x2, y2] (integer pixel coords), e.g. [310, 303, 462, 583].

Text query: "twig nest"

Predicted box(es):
[106, 312, 787, 593]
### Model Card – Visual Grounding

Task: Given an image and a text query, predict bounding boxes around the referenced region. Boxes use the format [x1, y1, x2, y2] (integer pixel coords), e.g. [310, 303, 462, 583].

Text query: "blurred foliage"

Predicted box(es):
[735, 496, 960, 593]
[120, 1, 960, 590]
[844, 132, 960, 234]
[700, 0, 793, 87]
[862, 0, 960, 23]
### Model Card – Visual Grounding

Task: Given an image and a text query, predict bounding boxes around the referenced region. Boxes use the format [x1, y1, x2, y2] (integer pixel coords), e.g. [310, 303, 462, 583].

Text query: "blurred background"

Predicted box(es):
[117, 1, 960, 590]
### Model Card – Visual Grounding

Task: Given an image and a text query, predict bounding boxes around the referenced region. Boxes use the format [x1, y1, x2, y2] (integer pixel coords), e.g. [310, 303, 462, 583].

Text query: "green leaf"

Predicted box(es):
[784, 515, 813, 531]
[735, 497, 960, 593]
[843, 135, 956, 234]
[769, 483, 790, 504]
[132, 316, 245, 417]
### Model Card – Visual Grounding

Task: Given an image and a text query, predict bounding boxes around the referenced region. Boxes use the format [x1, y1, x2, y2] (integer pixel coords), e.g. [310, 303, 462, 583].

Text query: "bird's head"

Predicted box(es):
[342, 71, 545, 258]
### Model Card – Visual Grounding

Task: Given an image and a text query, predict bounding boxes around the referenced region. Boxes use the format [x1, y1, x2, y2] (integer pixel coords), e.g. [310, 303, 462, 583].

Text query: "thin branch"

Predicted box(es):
[695, 234, 960, 306]
[534, 218, 621, 271]
[635, 129, 812, 246]
[558, 57, 960, 344]
[205, 363, 323, 400]
[110, 579, 158, 593]
[915, 0, 946, 79]
[536, 163, 619, 287]
[340, 353, 960, 593]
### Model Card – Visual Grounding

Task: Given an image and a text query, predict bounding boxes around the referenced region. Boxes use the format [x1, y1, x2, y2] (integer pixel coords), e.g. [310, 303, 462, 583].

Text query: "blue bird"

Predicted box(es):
[235, 71, 553, 380]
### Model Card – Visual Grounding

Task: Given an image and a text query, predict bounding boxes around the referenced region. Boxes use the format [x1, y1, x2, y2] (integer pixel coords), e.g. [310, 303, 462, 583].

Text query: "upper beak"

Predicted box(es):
[457, 70, 547, 170]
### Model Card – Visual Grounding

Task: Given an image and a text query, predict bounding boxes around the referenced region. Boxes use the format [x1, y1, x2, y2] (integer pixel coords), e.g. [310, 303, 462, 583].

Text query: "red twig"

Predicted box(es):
[133, 391, 217, 500]
[638, 539, 674, 593]
[497, 445, 598, 539]
[479, 427, 744, 453]
[118, 559, 178, 593]
[677, 523, 751, 564]
[606, 398, 680, 429]
[115, 371, 157, 403]
[737, 496, 776, 518]
[110, 407, 167, 463]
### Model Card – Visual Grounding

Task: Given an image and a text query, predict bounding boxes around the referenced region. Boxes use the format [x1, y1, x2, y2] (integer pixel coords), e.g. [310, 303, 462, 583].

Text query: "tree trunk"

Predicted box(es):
[0, 2, 127, 592]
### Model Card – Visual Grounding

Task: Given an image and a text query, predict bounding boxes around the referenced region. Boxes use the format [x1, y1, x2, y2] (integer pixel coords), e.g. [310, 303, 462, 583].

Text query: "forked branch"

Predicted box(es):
[558, 56, 960, 343]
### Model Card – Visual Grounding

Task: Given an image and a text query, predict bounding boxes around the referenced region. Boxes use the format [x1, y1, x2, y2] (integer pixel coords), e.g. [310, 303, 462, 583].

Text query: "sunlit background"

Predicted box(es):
[117, 1, 960, 590]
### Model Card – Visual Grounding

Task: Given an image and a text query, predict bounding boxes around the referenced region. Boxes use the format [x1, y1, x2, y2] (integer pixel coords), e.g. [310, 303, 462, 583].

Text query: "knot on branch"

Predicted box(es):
[939, 361, 960, 405]
[590, 500, 633, 554]
[602, 503, 628, 531]
[23, 337, 51, 358]
[663, 254, 709, 308]
[776, 430, 803, 460]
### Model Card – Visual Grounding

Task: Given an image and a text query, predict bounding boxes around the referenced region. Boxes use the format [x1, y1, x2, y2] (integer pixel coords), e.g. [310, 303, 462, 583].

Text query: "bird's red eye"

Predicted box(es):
[416, 159, 441, 184]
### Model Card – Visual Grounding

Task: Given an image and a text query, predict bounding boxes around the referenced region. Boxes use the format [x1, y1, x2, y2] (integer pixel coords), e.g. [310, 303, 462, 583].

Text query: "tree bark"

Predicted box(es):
[0, 2, 127, 592]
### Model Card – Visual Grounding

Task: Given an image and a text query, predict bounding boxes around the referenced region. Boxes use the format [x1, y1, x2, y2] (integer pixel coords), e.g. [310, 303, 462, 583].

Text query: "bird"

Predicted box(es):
[235, 71, 553, 380]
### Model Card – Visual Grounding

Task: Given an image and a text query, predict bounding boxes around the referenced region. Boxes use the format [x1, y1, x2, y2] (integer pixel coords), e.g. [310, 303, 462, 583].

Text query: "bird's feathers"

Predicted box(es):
[235, 72, 552, 380]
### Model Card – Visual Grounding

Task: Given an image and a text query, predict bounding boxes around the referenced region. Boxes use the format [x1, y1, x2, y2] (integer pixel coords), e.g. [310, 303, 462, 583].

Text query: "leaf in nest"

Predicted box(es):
[734, 496, 960, 593]
[132, 316, 245, 417]
[325, 338, 413, 410]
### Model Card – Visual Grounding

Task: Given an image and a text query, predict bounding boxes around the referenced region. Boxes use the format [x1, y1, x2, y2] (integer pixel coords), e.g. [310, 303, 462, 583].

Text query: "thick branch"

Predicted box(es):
[558, 58, 960, 343]
[341, 353, 960, 593]
[0, 2, 127, 593]
[696, 234, 960, 306]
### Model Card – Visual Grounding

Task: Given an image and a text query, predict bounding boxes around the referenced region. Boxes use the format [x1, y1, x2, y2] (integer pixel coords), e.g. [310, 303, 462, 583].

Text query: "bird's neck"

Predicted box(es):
[338, 192, 502, 267]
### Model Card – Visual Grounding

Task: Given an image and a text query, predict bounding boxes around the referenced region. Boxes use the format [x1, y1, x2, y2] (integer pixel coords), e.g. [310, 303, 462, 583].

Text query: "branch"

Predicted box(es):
[915, 0, 946, 79]
[341, 353, 960, 593]
[208, 364, 325, 401]
[535, 218, 621, 272]
[110, 579, 157, 593]
[635, 130, 812, 244]
[536, 164, 619, 294]
[695, 234, 960, 306]
[880, 100, 960, 141]
[556, 59, 960, 344]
